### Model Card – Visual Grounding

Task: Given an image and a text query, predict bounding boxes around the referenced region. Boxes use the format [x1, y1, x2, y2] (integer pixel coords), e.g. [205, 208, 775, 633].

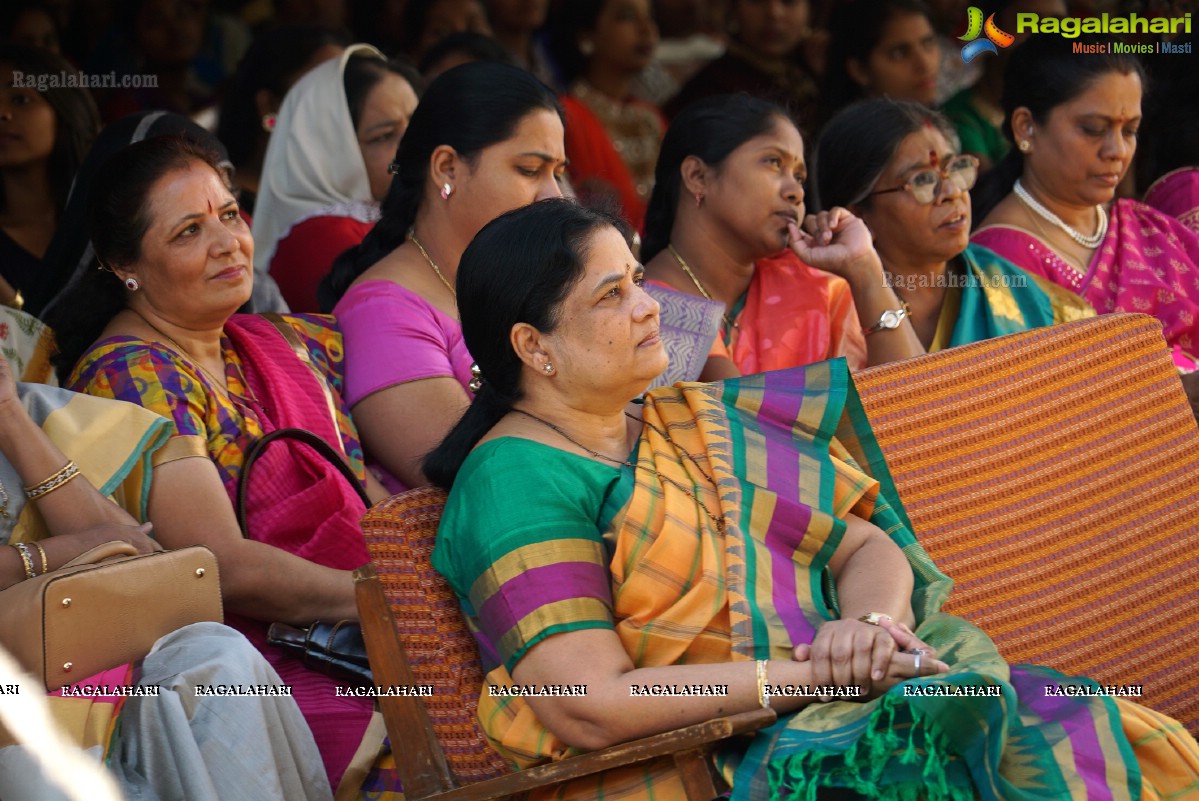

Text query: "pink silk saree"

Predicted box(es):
[972, 199, 1199, 355]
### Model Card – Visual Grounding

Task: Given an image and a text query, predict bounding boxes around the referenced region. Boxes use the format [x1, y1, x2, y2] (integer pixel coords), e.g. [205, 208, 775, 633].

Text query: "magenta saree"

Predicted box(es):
[222, 315, 374, 791]
[972, 199, 1199, 355]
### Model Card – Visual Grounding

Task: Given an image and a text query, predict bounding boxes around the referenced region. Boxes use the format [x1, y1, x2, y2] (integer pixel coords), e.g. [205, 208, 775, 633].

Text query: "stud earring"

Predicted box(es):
[261, 113, 276, 132]
[441, 183, 453, 200]
[579, 40, 595, 56]
[543, 362, 555, 375]
[1018, 140, 1031, 153]
[124, 277, 140, 291]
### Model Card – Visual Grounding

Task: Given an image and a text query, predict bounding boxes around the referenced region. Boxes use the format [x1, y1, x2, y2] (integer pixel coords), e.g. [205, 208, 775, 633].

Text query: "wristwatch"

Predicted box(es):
[863, 308, 907, 337]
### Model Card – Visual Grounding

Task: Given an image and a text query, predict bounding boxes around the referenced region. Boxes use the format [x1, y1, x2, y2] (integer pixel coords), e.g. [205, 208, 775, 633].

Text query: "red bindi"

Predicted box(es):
[929, 150, 938, 168]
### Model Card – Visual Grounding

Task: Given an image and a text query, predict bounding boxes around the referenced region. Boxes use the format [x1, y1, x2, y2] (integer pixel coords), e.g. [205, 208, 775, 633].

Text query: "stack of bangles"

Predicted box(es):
[6, 461, 80, 581]
[8, 541, 48, 580]
[26, 460, 81, 501]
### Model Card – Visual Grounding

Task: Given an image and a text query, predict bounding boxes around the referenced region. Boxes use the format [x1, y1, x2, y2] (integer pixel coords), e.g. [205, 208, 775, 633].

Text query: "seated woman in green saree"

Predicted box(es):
[814, 99, 1093, 352]
[425, 198, 1199, 801]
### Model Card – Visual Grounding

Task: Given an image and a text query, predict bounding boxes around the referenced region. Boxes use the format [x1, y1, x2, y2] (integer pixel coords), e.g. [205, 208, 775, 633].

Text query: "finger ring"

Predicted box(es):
[913, 651, 922, 672]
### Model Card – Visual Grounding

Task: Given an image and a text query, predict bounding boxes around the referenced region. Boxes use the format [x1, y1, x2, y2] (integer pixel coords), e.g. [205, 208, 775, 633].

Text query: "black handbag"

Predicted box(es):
[266, 619, 372, 687]
[237, 427, 374, 687]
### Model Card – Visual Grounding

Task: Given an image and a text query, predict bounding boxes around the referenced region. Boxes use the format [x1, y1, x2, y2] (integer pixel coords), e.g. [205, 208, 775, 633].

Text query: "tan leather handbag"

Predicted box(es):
[0, 541, 224, 689]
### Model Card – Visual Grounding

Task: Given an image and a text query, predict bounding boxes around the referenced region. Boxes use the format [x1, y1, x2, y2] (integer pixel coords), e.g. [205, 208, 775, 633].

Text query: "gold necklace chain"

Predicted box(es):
[512, 408, 725, 533]
[408, 230, 456, 296]
[129, 309, 256, 403]
[667, 244, 741, 332]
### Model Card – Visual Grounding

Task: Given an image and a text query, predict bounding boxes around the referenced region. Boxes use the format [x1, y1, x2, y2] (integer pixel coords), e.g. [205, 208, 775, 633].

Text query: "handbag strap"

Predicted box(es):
[60, 540, 139, 568]
[236, 427, 372, 539]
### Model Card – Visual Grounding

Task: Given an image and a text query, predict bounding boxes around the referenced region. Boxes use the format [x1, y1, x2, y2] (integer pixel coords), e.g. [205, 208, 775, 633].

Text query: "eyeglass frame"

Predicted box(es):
[868, 154, 980, 205]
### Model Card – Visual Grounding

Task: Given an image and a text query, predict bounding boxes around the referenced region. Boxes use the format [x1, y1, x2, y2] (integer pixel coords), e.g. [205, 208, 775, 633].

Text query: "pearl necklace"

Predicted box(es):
[1013, 180, 1108, 249]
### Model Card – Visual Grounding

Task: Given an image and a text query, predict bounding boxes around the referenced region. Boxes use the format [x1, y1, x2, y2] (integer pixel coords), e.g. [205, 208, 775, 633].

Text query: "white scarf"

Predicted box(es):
[251, 43, 385, 275]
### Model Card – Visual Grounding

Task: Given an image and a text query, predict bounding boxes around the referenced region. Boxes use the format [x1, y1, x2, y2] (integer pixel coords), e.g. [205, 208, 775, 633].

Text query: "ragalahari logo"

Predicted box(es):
[959, 7, 1015, 62]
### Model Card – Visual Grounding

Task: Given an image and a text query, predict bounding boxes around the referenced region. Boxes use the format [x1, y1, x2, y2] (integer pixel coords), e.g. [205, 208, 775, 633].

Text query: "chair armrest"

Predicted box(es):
[354, 564, 457, 796]
[420, 707, 777, 801]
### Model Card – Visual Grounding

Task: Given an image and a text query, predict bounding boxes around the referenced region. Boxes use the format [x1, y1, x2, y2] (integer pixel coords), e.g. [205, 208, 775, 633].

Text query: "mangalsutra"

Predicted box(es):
[1013, 179, 1107, 249]
[512, 408, 725, 533]
[667, 245, 741, 333]
[409, 229, 456, 296]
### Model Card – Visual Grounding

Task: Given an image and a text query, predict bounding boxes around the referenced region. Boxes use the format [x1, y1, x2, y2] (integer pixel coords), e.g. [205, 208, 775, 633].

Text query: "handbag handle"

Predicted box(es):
[236, 427, 372, 539]
[60, 540, 140, 569]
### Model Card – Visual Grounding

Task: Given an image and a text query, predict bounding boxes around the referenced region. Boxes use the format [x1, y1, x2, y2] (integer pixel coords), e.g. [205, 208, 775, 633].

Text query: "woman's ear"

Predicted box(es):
[510, 322, 550, 373]
[254, 89, 279, 120]
[429, 145, 461, 197]
[680, 156, 708, 198]
[846, 58, 871, 90]
[1010, 107, 1035, 144]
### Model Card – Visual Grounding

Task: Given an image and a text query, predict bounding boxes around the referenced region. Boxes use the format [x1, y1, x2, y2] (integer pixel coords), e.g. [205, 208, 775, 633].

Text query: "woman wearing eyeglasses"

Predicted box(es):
[642, 94, 924, 383]
[814, 99, 1093, 352]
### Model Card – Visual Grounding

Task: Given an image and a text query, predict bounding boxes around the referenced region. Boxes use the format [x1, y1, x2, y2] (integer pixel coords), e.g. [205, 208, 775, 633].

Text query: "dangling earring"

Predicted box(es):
[124, 277, 140, 291]
[441, 183, 453, 200]
[694, 192, 704, 208]
[543, 362, 555, 375]
[261, 114, 276, 132]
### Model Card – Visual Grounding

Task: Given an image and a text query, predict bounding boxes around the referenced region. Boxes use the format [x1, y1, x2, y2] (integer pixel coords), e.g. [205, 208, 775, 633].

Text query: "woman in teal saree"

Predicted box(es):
[814, 99, 1093, 353]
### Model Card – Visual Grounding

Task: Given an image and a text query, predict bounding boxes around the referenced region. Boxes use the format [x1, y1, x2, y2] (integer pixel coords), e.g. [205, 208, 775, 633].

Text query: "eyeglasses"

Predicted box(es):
[870, 154, 980, 204]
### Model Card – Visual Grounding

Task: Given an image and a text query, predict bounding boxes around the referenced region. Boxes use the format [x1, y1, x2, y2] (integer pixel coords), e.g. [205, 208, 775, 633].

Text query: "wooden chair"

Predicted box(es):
[354, 485, 775, 801]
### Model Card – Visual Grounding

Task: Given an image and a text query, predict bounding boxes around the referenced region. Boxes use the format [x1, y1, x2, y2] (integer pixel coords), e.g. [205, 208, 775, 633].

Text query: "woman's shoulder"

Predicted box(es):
[335, 278, 459, 340]
[446, 437, 619, 518]
[70, 336, 196, 385]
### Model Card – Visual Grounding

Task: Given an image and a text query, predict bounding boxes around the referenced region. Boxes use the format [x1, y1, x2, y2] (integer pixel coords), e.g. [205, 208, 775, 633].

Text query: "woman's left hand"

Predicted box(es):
[808, 617, 901, 698]
[787, 210, 882, 286]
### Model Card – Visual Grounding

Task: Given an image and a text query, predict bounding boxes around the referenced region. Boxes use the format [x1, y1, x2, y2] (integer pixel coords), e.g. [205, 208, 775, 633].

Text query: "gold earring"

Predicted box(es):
[1018, 140, 1031, 153]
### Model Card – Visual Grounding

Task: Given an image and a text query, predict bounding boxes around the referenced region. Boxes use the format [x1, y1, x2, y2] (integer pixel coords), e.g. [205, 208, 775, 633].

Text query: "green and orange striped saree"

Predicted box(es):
[435, 360, 1199, 800]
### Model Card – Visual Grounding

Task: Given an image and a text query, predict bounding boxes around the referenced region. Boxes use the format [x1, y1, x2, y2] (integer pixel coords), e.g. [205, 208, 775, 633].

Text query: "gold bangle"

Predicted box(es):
[24, 461, 81, 501]
[32, 541, 48, 575]
[9, 543, 35, 580]
[756, 659, 771, 709]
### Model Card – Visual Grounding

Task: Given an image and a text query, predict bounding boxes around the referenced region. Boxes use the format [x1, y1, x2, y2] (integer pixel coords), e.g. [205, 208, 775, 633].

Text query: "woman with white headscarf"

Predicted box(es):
[252, 44, 421, 312]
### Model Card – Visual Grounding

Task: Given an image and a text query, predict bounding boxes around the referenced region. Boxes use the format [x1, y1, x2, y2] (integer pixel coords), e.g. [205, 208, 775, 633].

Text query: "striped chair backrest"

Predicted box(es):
[851, 313, 1199, 733]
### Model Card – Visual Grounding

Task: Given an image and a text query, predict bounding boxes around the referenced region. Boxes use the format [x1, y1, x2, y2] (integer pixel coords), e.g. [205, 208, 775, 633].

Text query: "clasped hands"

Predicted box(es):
[790, 615, 949, 701]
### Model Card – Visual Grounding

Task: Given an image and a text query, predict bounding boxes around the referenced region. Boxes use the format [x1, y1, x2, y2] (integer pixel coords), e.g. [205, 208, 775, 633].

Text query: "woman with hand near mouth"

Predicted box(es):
[971, 37, 1199, 376]
[642, 94, 923, 383]
[815, 98, 1092, 352]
